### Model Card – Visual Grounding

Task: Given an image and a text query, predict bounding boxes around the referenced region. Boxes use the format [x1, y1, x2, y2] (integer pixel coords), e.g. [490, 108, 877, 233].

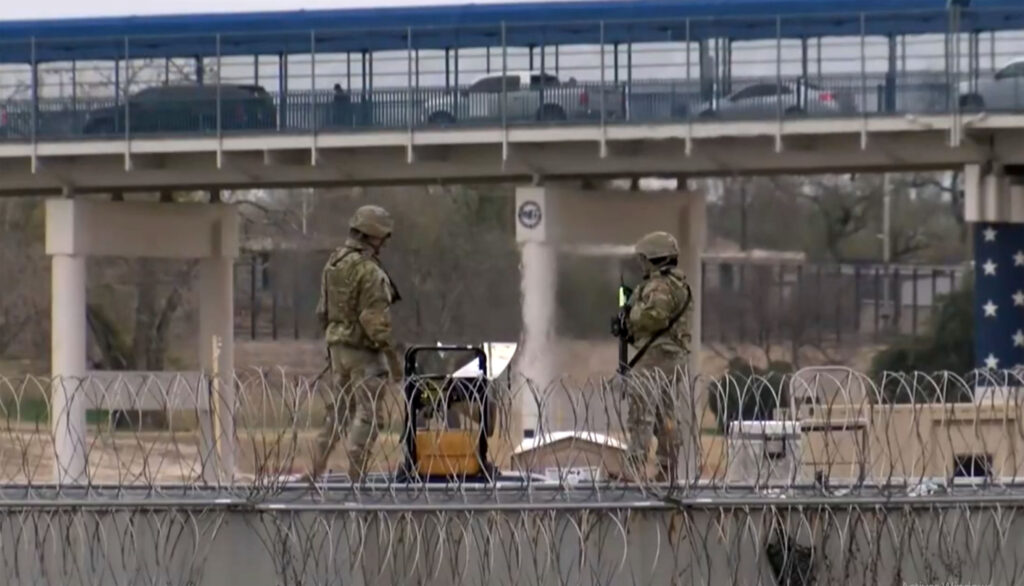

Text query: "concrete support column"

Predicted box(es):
[517, 240, 557, 439]
[964, 165, 1024, 381]
[50, 252, 88, 484]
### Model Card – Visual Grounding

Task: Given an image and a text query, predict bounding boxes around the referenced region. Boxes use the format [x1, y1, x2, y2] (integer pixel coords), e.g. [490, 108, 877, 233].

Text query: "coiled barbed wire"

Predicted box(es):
[0, 368, 1022, 584]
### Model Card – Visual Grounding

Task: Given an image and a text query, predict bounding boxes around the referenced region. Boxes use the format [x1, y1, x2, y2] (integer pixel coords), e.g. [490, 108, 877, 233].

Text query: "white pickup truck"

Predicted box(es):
[421, 70, 624, 124]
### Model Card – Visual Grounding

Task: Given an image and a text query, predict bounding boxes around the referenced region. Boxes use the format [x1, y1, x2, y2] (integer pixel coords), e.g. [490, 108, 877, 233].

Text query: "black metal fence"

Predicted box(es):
[701, 261, 966, 349]
[234, 251, 967, 347]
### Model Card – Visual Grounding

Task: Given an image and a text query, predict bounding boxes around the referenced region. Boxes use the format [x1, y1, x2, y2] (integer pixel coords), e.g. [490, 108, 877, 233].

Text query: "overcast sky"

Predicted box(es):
[2, 0, 526, 21]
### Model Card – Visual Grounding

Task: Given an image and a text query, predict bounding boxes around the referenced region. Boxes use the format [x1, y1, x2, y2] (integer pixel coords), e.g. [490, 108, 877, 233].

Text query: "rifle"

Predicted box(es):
[611, 275, 634, 376]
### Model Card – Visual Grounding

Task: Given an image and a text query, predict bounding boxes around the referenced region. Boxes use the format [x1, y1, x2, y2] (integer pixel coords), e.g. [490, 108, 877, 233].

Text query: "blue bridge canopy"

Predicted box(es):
[0, 0, 1021, 63]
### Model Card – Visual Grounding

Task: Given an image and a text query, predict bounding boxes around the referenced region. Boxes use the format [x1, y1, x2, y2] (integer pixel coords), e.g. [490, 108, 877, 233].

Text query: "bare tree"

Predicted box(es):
[910, 170, 966, 243]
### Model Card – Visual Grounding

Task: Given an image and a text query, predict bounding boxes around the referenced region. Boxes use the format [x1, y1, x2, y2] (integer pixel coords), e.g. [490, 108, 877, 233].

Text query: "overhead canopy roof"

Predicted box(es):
[0, 0, 1021, 64]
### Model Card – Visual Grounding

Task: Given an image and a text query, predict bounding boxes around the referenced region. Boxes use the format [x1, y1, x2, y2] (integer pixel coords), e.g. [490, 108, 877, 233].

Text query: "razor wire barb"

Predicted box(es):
[0, 367, 1022, 584]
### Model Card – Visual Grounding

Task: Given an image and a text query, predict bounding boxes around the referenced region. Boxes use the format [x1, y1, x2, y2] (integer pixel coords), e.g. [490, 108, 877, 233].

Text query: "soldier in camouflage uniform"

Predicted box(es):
[309, 205, 401, 483]
[624, 231, 694, 483]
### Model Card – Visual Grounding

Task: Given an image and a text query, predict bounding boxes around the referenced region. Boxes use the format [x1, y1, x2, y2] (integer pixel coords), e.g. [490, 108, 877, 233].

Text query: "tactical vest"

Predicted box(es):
[630, 267, 692, 354]
[322, 247, 391, 348]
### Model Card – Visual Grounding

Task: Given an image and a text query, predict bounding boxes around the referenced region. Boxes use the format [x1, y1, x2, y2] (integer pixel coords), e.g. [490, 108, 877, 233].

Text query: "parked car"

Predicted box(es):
[959, 57, 1024, 111]
[82, 83, 277, 135]
[697, 79, 853, 118]
[421, 71, 623, 125]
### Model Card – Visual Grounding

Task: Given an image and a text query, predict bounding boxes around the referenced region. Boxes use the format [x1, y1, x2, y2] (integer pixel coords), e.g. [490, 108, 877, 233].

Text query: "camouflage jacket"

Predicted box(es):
[315, 238, 396, 350]
[627, 266, 692, 355]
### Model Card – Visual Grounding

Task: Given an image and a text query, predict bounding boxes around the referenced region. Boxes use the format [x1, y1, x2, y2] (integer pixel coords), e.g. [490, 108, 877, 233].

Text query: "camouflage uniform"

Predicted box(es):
[624, 231, 694, 482]
[312, 205, 399, 482]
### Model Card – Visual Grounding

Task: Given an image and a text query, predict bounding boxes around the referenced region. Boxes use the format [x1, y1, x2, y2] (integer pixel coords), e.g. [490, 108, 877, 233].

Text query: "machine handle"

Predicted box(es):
[403, 345, 487, 378]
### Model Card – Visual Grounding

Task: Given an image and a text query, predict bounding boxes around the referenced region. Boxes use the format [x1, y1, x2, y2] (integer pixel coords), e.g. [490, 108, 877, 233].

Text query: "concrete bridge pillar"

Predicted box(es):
[45, 198, 239, 485]
[964, 165, 1024, 378]
[512, 181, 706, 479]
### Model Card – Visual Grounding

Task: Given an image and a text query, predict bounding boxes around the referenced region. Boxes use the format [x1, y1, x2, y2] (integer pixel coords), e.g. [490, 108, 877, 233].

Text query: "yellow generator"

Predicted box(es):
[397, 345, 497, 483]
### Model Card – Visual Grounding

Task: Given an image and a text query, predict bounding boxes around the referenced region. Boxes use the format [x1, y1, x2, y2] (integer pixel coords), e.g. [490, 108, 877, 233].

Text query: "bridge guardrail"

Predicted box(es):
[3, 71, 1022, 142]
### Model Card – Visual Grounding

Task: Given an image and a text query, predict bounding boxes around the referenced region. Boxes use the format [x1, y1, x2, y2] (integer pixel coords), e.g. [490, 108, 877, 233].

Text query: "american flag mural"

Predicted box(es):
[973, 222, 1024, 371]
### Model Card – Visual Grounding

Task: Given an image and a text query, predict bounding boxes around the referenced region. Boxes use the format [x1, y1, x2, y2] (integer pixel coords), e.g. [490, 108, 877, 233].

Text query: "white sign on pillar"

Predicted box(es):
[515, 186, 548, 244]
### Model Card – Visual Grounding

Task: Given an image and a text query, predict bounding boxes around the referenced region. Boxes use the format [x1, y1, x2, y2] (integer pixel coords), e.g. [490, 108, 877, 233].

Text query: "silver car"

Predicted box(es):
[421, 71, 622, 124]
[959, 57, 1024, 111]
[697, 80, 850, 119]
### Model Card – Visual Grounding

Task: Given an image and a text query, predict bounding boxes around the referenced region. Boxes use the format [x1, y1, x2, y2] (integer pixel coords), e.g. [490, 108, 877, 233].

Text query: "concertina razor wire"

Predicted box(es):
[0, 367, 1022, 584]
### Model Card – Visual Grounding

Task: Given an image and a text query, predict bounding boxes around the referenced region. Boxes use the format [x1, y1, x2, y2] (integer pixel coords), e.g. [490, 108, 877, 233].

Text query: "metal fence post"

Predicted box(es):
[71, 59, 77, 116]
[626, 39, 632, 122]
[816, 264, 824, 347]
[30, 37, 38, 143]
[860, 13, 868, 149]
[310, 30, 317, 136]
[775, 16, 783, 152]
[912, 267, 919, 337]
[445, 47, 451, 89]
[454, 38, 460, 118]
[278, 52, 287, 131]
[834, 266, 842, 343]
[600, 21, 607, 157]
[114, 55, 121, 114]
[368, 52, 374, 124]
[250, 256, 257, 340]
[501, 22, 507, 130]
[124, 37, 131, 167]
[853, 265, 862, 337]
[407, 26, 414, 162]
[539, 30, 546, 114]
[686, 19, 692, 150]
[216, 34, 222, 165]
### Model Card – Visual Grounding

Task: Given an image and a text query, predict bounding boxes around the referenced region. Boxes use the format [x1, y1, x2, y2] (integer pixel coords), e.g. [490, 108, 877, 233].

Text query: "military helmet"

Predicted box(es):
[349, 205, 394, 238]
[634, 231, 679, 260]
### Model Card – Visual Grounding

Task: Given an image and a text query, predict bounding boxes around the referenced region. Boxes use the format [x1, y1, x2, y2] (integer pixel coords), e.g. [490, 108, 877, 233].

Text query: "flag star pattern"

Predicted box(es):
[975, 223, 1024, 371]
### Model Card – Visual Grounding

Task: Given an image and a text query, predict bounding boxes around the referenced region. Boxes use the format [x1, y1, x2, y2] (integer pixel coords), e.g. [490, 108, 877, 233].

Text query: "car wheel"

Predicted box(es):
[537, 104, 567, 122]
[960, 94, 985, 112]
[428, 111, 456, 125]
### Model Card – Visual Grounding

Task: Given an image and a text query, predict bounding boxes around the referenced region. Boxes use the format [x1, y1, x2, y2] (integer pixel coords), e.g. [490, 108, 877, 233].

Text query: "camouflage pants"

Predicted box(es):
[312, 344, 390, 482]
[625, 347, 692, 482]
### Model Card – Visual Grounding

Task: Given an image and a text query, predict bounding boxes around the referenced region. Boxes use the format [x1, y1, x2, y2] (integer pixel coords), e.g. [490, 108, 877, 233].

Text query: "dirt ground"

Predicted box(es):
[0, 340, 883, 484]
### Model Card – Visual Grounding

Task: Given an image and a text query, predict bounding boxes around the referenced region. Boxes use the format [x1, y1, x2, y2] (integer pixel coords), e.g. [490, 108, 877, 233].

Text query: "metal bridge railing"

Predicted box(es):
[2, 73, 1021, 142]
[2, 6, 1023, 145]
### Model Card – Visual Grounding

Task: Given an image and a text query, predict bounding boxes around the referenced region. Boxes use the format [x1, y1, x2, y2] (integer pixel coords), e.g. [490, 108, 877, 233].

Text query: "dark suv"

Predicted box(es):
[82, 84, 277, 135]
